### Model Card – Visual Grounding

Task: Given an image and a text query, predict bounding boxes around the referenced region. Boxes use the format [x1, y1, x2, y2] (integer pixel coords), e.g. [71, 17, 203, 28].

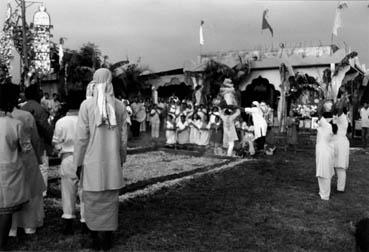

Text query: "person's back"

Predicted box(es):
[74, 95, 126, 191]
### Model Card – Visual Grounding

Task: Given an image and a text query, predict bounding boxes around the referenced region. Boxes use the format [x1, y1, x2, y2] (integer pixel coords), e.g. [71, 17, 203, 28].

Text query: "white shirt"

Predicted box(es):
[52, 112, 78, 154]
[360, 107, 369, 128]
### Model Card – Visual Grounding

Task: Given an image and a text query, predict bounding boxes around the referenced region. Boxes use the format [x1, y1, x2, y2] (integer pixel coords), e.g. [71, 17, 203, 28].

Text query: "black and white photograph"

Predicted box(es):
[0, 0, 369, 251]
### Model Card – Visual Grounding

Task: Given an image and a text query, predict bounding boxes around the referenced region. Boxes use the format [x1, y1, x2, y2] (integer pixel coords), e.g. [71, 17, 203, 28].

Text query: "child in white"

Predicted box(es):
[53, 104, 85, 234]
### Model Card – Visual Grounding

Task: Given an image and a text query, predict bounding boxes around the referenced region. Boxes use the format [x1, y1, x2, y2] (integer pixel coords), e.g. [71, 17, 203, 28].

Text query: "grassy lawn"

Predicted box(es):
[8, 148, 369, 251]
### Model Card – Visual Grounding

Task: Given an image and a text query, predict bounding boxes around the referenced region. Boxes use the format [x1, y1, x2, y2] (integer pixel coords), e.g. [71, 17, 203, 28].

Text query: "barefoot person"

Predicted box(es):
[74, 68, 127, 250]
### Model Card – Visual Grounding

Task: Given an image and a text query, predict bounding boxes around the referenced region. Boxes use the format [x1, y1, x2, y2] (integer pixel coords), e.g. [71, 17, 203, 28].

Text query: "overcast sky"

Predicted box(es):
[1, 0, 369, 72]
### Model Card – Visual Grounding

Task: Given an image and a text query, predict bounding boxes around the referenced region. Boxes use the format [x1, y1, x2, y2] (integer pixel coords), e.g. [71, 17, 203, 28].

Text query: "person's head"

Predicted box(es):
[364, 102, 369, 109]
[92, 68, 114, 97]
[53, 93, 57, 99]
[25, 85, 42, 102]
[322, 112, 333, 119]
[168, 114, 175, 122]
[289, 110, 294, 117]
[342, 106, 348, 114]
[214, 115, 220, 123]
[212, 106, 219, 113]
[66, 90, 84, 111]
[252, 101, 259, 108]
[180, 114, 186, 123]
[0, 83, 19, 112]
[44, 92, 49, 99]
[224, 108, 232, 115]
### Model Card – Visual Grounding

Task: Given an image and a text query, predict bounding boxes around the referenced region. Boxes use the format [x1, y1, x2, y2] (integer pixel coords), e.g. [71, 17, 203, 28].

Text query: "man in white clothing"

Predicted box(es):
[360, 102, 369, 148]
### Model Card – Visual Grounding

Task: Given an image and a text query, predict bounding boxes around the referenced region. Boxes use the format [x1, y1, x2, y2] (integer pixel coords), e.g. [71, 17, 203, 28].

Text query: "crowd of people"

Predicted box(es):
[0, 68, 126, 250]
[124, 96, 274, 157]
[0, 66, 368, 250]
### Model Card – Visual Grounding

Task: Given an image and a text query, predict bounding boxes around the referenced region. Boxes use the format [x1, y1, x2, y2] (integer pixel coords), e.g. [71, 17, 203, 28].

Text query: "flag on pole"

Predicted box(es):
[199, 20, 204, 45]
[332, 2, 348, 36]
[262, 9, 273, 37]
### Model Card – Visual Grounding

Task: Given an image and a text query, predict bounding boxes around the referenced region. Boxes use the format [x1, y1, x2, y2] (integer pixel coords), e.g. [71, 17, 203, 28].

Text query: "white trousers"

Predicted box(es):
[317, 177, 331, 200]
[227, 141, 234, 156]
[39, 163, 48, 197]
[335, 168, 346, 192]
[60, 155, 85, 222]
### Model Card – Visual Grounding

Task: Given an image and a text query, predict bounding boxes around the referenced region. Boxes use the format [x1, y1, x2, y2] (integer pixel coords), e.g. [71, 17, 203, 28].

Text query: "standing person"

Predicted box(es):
[130, 98, 140, 137]
[244, 101, 268, 151]
[53, 91, 86, 235]
[137, 99, 147, 133]
[41, 92, 51, 111]
[0, 84, 30, 250]
[8, 84, 45, 237]
[165, 114, 176, 146]
[208, 113, 223, 155]
[315, 111, 335, 200]
[286, 111, 299, 151]
[332, 106, 350, 193]
[242, 115, 255, 156]
[176, 114, 189, 145]
[220, 107, 240, 156]
[150, 105, 161, 142]
[74, 69, 127, 250]
[360, 102, 369, 148]
[22, 85, 53, 197]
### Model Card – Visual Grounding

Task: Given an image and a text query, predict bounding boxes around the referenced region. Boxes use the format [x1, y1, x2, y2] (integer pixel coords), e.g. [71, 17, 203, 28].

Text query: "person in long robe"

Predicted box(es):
[74, 68, 127, 250]
[244, 101, 268, 150]
[332, 107, 350, 193]
[286, 111, 298, 151]
[150, 105, 161, 141]
[188, 113, 201, 145]
[22, 85, 53, 197]
[208, 113, 223, 155]
[9, 84, 45, 237]
[176, 114, 189, 145]
[165, 114, 176, 146]
[315, 112, 335, 200]
[219, 108, 240, 156]
[0, 84, 30, 250]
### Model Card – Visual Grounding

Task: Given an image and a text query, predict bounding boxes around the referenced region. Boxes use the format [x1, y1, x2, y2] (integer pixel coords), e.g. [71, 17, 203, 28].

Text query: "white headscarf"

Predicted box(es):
[92, 68, 117, 127]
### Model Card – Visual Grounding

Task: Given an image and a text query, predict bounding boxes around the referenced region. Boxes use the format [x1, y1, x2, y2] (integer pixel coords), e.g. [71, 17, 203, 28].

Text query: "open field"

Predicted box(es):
[7, 148, 369, 251]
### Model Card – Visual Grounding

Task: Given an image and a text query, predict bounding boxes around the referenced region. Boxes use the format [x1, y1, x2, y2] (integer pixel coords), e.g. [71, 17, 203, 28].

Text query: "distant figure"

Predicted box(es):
[315, 112, 334, 200]
[244, 101, 268, 150]
[332, 106, 350, 193]
[360, 102, 369, 148]
[74, 68, 127, 250]
[220, 108, 240, 156]
[286, 111, 299, 151]
[41, 92, 51, 111]
[150, 105, 161, 140]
